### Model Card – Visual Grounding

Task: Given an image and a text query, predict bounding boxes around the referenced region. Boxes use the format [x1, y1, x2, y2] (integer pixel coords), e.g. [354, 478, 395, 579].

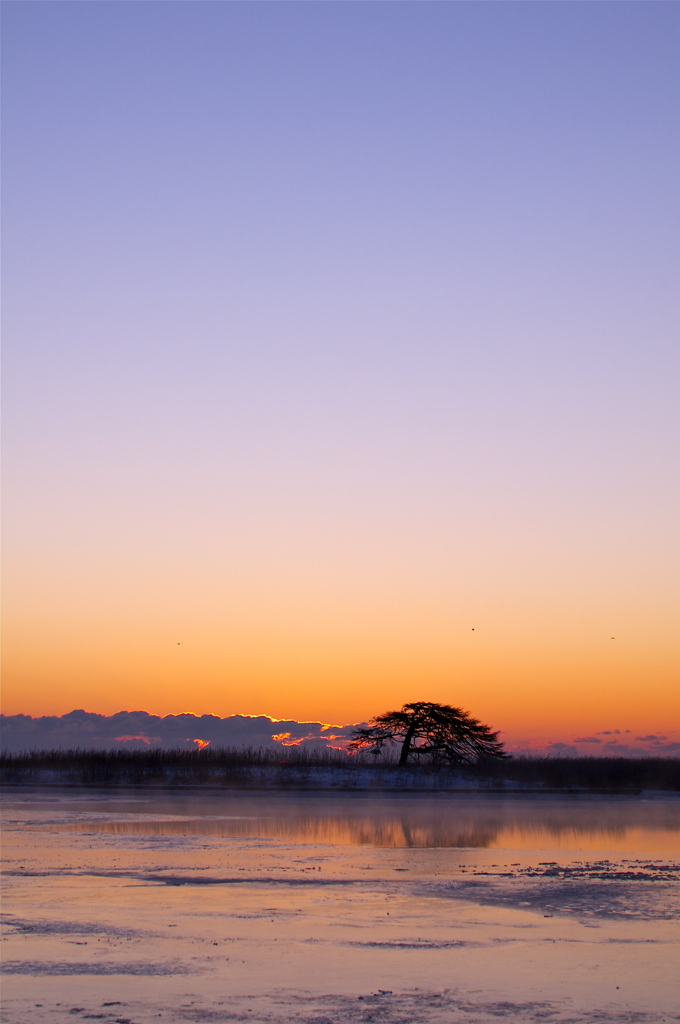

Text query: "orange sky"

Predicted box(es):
[3, 514, 678, 742]
[3, 3, 678, 747]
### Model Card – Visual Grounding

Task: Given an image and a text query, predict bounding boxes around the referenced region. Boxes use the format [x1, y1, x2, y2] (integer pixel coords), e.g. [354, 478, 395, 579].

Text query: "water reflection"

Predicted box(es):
[34, 793, 680, 852]
[63, 817, 499, 848]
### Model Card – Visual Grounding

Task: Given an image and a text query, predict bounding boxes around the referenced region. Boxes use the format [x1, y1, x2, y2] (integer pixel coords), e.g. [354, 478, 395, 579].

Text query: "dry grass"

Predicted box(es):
[1, 748, 678, 791]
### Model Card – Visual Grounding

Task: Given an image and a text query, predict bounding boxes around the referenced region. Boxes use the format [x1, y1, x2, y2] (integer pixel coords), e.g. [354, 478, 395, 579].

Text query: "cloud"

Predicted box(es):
[114, 735, 160, 745]
[3, 713, 679, 758]
[507, 732, 680, 759]
[598, 739, 680, 757]
[0, 711, 361, 754]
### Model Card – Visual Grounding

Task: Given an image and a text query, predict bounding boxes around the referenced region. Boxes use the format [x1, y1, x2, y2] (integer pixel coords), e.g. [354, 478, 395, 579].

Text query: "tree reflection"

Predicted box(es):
[54, 794, 679, 851]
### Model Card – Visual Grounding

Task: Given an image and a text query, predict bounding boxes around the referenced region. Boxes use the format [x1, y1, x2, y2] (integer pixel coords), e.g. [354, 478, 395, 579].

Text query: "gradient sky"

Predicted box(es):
[2, 2, 678, 745]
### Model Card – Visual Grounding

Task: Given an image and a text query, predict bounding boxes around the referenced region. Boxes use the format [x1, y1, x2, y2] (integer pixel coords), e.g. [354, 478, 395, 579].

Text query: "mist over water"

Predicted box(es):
[37, 791, 680, 854]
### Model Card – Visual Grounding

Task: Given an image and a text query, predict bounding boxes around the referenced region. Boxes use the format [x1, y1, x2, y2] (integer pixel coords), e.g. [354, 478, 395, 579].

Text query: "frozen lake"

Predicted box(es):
[1, 788, 679, 1023]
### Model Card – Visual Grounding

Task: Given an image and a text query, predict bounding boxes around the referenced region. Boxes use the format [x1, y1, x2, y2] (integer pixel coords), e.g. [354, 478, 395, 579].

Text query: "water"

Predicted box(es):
[1, 788, 679, 1023]
[30, 789, 680, 851]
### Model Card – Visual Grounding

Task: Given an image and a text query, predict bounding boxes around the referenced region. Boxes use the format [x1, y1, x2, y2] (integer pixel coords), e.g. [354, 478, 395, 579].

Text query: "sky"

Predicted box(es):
[2, 2, 678, 749]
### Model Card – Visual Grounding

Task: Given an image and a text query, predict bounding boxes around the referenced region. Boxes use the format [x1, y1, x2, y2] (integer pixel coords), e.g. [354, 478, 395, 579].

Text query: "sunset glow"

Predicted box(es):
[2, 3, 678, 750]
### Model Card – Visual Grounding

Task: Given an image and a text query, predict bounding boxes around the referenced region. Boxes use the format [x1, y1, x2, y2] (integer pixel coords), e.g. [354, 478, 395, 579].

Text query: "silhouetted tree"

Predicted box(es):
[349, 701, 507, 766]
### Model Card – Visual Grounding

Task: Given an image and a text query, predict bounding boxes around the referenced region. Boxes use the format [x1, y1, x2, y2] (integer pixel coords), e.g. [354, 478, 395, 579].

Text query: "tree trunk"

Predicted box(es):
[399, 722, 417, 765]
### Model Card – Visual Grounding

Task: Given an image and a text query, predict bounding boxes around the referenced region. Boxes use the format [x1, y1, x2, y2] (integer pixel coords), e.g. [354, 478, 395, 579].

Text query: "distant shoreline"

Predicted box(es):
[1, 750, 678, 794]
[3, 784, 679, 797]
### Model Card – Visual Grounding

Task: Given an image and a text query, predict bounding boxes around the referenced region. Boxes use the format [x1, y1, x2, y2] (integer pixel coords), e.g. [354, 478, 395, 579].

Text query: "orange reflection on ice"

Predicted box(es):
[53, 796, 680, 854]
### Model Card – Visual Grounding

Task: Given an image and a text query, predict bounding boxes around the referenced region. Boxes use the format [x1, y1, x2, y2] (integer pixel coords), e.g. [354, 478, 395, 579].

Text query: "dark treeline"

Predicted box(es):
[473, 755, 680, 792]
[0, 746, 369, 785]
[1, 745, 356, 773]
[1, 748, 679, 791]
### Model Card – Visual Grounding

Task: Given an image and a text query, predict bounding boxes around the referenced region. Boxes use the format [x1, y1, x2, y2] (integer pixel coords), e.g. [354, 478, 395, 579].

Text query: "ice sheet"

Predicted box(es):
[2, 789, 679, 1023]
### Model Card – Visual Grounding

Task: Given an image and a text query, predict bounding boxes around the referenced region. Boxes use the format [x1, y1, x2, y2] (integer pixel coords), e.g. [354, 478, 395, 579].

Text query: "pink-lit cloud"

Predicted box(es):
[3, 711, 678, 758]
[0, 710, 360, 754]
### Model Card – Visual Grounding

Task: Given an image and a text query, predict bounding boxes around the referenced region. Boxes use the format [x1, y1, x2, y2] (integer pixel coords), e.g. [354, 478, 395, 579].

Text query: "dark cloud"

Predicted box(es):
[507, 734, 679, 759]
[598, 739, 680, 757]
[0, 711, 360, 754]
[3, 713, 678, 758]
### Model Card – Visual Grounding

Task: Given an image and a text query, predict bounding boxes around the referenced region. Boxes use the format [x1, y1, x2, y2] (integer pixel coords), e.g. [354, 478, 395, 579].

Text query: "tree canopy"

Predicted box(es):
[349, 701, 507, 765]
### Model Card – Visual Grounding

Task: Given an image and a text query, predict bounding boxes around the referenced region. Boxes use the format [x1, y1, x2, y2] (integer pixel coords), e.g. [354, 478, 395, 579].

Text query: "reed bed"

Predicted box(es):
[0, 748, 678, 791]
[474, 755, 680, 792]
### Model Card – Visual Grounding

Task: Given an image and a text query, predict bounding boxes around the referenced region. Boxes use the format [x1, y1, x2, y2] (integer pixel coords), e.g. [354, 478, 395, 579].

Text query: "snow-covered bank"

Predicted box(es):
[1, 763, 487, 791]
[2, 755, 679, 792]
